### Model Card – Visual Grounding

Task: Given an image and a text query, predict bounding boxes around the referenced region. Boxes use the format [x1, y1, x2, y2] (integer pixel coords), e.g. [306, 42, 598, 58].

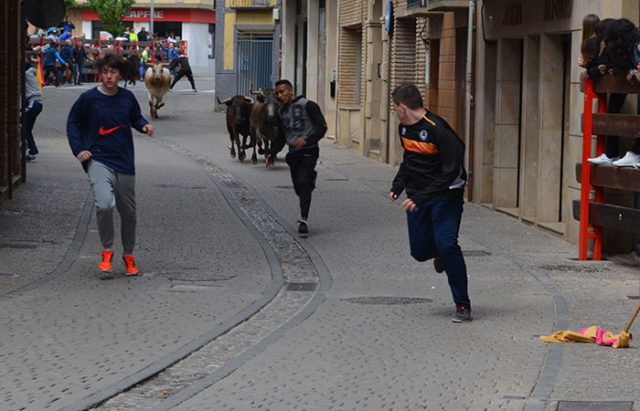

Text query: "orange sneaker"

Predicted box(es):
[99, 250, 113, 272]
[122, 254, 139, 276]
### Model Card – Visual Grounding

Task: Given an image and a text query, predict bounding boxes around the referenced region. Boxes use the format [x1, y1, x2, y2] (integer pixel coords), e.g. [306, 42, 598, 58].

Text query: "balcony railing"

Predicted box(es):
[227, 0, 274, 9]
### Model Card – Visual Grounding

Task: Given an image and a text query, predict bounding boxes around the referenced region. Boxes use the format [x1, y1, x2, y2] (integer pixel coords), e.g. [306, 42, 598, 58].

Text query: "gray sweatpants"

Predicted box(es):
[87, 160, 136, 254]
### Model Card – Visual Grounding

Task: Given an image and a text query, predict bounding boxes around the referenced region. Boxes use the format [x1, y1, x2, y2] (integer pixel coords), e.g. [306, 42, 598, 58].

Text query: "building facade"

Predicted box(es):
[215, 0, 280, 99]
[474, 0, 638, 249]
[69, 0, 215, 68]
[214, 0, 639, 251]
[333, 1, 473, 170]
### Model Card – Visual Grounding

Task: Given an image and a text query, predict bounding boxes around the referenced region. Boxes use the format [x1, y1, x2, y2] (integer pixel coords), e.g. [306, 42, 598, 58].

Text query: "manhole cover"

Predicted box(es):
[557, 401, 633, 411]
[165, 272, 236, 281]
[285, 282, 317, 292]
[154, 184, 206, 190]
[539, 265, 603, 273]
[170, 284, 218, 292]
[343, 296, 432, 305]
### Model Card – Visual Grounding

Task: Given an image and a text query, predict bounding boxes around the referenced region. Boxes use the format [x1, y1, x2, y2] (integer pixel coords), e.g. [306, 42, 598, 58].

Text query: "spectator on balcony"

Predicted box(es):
[578, 14, 604, 78]
[586, 18, 640, 167]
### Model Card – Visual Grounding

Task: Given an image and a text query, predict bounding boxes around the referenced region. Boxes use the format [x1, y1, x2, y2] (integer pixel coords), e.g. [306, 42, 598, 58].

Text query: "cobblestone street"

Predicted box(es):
[1, 81, 640, 411]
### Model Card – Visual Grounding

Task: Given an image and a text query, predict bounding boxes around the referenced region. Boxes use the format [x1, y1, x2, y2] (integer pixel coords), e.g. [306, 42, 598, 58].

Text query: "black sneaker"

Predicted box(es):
[298, 220, 309, 235]
[452, 305, 472, 323]
[433, 256, 445, 273]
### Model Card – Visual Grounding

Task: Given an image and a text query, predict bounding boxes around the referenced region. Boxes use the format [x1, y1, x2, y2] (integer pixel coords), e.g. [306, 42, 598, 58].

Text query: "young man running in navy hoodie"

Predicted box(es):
[67, 54, 154, 275]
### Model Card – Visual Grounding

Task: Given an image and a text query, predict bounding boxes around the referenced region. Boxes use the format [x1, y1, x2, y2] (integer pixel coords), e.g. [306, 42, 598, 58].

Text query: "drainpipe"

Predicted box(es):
[385, 30, 392, 163]
[150, 0, 154, 39]
[385, 0, 393, 164]
[464, 0, 475, 191]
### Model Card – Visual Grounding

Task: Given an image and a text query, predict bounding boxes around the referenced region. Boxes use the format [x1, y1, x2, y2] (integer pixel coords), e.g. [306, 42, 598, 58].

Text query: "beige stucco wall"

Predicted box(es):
[474, 0, 640, 246]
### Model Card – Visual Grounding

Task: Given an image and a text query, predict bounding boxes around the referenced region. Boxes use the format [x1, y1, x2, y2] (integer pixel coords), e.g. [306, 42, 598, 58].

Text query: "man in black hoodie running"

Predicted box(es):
[168, 51, 197, 91]
[266, 79, 327, 235]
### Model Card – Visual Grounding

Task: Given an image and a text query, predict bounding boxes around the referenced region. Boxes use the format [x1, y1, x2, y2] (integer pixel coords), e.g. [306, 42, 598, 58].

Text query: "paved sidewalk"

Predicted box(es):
[177, 133, 640, 411]
[1, 83, 639, 410]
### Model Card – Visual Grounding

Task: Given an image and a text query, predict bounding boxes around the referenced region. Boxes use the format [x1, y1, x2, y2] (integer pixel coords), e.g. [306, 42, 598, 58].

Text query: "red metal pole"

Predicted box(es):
[579, 78, 595, 260]
[592, 91, 607, 261]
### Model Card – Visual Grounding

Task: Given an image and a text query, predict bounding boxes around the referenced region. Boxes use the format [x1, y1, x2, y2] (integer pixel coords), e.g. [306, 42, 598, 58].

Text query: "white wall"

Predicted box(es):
[82, 21, 92, 39]
[182, 22, 209, 68]
[281, 0, 296, 82]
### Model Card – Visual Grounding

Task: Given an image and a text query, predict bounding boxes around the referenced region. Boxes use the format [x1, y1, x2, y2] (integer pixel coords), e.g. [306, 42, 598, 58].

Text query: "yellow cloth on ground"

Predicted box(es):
[540, 326, 630, 348]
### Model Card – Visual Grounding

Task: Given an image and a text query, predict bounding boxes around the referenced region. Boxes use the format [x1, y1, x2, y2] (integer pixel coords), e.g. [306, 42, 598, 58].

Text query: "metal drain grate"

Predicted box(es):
[170, 284, 218, 292]
[154, 184, 207, 190]
[285, 282, 318, 292]
[557, 401, 633, 411]
[539, 265, 603, 273]
[344, 296, 432, 305]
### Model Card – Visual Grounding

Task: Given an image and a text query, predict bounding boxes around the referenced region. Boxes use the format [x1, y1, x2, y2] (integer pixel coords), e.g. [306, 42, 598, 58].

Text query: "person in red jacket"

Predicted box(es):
[389, 83, 471, 323]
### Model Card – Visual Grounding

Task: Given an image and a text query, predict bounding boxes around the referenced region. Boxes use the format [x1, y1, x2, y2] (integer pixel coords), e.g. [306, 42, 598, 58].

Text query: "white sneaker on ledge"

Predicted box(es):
[587, 153, 614, 165]
[612, 151, 640, 167]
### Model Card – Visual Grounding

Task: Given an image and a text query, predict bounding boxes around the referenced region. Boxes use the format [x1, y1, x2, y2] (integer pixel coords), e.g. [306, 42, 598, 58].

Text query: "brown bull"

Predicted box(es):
[217, 95, 256, 163]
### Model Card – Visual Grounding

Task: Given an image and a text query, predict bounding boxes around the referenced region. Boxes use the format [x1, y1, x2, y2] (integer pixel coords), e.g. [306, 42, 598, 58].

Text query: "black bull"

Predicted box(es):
[249, 87, 281, 157]
[217, 95, 257, 163]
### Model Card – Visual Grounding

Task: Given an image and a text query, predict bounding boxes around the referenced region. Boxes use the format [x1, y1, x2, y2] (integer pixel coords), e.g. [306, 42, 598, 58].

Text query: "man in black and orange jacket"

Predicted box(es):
[389, 82, 471, 323]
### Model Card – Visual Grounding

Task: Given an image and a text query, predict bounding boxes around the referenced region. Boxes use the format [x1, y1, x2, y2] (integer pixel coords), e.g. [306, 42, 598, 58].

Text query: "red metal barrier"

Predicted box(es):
[579, 78, 606, 260]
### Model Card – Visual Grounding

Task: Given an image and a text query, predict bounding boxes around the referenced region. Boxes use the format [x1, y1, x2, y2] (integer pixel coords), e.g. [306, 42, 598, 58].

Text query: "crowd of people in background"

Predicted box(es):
[27, 16, 187, 87]
[22, 16, 191, 163]
[580, 14, 640, 168]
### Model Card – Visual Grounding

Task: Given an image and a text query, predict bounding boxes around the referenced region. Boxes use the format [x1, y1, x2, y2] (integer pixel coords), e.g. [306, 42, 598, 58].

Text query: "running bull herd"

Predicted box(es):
[137, 63, 279, 164]
[217, 87, 281, 164]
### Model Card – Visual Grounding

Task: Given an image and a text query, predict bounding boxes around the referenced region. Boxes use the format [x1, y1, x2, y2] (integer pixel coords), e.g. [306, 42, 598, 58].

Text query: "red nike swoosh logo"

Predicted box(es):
[99, 125, 123, 135]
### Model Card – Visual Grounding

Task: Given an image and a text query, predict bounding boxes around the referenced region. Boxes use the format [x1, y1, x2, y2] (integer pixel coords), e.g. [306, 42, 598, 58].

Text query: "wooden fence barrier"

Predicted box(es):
[575, 75, 640, 260]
